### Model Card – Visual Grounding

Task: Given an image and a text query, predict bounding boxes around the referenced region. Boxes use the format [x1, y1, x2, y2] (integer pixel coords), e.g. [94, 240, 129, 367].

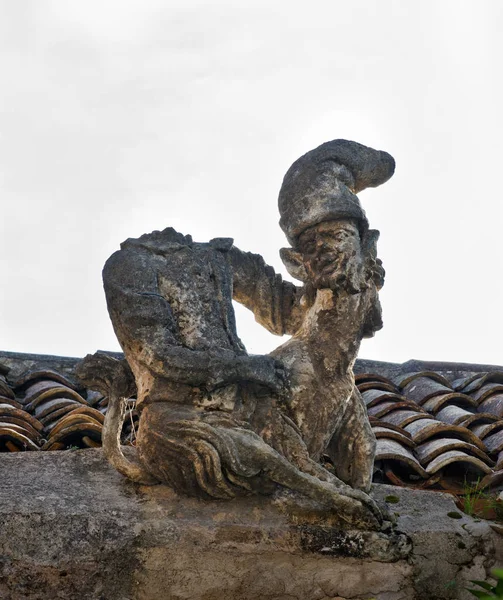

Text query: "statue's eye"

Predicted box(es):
[327, 230, 354, 241]
[300, 234, 316, 254]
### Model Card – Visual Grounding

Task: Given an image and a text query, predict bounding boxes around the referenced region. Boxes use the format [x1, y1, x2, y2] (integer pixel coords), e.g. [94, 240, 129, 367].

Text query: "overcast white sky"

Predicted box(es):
[1, 0, 502, 366]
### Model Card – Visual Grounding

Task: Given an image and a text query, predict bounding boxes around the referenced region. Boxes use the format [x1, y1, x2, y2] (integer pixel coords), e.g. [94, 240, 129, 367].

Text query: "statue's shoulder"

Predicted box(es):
[117, 228, 234, 256]
[102, 227, 192, 284]
[103, 228, 236, 286]
[119, 227, 193, 254]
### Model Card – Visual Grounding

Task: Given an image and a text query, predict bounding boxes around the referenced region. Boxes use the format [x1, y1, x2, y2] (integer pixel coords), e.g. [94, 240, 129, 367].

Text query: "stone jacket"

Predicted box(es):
[103, 228, 304, 408]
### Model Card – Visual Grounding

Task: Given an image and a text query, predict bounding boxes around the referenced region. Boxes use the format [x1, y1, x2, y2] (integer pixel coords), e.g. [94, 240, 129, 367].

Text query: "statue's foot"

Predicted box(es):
[325, 485, 383, 530]
[295, 458, 385, 529]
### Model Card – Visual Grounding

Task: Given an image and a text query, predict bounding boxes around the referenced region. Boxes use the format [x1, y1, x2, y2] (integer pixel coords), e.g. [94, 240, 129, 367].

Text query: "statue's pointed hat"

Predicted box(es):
[278, 139, 395, 245]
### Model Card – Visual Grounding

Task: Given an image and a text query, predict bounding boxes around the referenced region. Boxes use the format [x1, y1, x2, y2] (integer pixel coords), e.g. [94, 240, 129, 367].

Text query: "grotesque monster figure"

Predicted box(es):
[77, 139, 395, 530]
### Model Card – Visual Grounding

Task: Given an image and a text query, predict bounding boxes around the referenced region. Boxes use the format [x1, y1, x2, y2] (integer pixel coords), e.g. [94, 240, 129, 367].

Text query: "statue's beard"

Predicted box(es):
[362, 292, 383, 338]
[309, 253, 366, 294]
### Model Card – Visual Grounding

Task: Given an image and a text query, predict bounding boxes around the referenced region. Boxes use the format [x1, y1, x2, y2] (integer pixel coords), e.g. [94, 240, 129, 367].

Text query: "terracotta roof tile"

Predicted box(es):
[435, 405, 484, 427]
[361, 389, 409, 407]
[375, 438, 428, 478]
[23, 381, 86, 410]
[14, 369, 79, 392]
[471, 421, 503, 440]
[40, 404, 84, 427]
[478, 394, 503, 417]
[0, 379, 15, 400]
[383, 411, 433, 428]
[415, 438, 494, 467]
[354, 373, 397, 386]
[421, 392, 476, 413]
[401, 377, 454, 404]
[371, 425, 415, 448]
[0, 396, 24, 410]
[0, 426, 40, 451]
[393, 371, 452, 389]
[367, 401, 425, 419]
[483, 430, 503, 454]
[356, 380, 400, 394]
[425, 450, 493, 476]
[459, 372, 503, 394]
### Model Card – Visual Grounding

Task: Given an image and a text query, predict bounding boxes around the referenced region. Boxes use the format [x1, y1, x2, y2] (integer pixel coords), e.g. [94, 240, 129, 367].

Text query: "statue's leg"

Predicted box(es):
[136, 403, 255, 499]
[218, 424, 382, 530]
[136, 403, 382, 528]
[325, 387, 376, 492]
[247, 399, 375, 498]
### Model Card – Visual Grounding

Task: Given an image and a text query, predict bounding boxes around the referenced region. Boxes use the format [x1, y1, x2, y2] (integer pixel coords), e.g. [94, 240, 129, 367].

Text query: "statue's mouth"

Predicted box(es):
[317, 252, 342, 275]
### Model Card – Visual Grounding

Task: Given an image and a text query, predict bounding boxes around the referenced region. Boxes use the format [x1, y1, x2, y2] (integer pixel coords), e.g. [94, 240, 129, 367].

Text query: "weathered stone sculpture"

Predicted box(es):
[77, 139, 395, 531]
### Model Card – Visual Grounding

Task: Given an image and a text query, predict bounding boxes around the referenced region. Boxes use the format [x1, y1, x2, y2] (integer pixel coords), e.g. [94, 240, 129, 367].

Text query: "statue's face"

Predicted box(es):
[298, 219, 362, 290]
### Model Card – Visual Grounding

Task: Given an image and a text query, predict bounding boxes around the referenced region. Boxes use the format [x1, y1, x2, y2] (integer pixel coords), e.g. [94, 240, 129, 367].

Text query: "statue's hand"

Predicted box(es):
[206, 353, 288, 396]
[236, 355, 289, 397]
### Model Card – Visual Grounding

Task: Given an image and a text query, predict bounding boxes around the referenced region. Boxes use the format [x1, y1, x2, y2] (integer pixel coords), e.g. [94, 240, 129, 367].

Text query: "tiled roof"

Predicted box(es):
[0, 366, 137, 452]
[357, 371, 503, 492]
[2, 351, 503, 493]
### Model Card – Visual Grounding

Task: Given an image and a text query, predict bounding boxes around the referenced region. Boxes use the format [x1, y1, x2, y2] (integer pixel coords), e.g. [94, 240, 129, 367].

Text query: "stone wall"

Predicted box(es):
[0, 449, 501, 600]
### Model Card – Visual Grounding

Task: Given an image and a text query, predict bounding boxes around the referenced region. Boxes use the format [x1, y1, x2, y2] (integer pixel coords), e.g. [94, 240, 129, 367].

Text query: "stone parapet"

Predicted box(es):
[0, 449, 501, 599]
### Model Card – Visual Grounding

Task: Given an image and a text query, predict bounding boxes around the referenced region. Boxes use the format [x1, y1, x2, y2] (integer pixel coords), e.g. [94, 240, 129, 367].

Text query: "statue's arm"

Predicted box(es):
[228, 246, 304, 336]
[103, 249, 285, 392]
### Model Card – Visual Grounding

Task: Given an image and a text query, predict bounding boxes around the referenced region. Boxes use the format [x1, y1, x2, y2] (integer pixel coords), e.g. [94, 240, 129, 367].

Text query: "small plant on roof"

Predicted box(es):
[461, 477, 486, 517]
[456, 478, 503, 522]
[467, 569, 503, 599]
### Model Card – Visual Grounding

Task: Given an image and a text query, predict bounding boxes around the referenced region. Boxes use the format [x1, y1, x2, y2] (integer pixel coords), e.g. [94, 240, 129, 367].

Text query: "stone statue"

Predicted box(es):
[77, 139, 395, 530]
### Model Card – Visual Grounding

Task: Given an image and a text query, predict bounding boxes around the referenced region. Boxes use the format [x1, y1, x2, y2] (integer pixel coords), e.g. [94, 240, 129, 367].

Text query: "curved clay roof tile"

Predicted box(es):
[471, 383, 503, 404]
[401, 377, 454, 405]
[40, 404, 84, 428]
[355, 373, 396, 386]
[14, 369, 78, 392]
[458, 372, 503, 395]
[394, 371, 452, 389]
[24, 382, 87, 411]
[0, 416, 42, 439]
[33, 398, 80, 420]
[0, 421, 42, 445]
[381, 411, 433, 428]
[477, 394, 503, 418]
[361, 389, 409, 407]
[483, 429, 503, 454]
[48, 413, 104, 439]
[0, 380, 15, 400]
[42, 422, 103, 450]
[0, 405, 43, 432]
[60, 405, 105, 424]
[414, 438, 494, 467]
[470, 421, 503, 440]
[403, 418, 486, 449]
[0, 396, 24, 410]
[367, 401, 425, 419]
[425, 450, 493, 476]
[421, 393, 477, 414]
[0, 426, 40, 451]
[368, 417, 413, 439]
[371, 425, 415, 448]
[435, 405, 478, 427]
[375, 438, 428, 478]
[357, 381, 400, 394]
[85, 390, 106, 407]
[452, 373, 486, 392]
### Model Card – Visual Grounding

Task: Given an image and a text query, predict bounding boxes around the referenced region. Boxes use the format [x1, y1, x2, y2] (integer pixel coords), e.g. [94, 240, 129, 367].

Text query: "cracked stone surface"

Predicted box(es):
[0, 449, 501, 599]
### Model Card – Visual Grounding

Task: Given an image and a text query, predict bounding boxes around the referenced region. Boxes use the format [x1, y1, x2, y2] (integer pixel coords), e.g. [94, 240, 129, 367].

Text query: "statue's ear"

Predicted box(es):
[280, 248, 308, 282]
[361, 229, 380, 259]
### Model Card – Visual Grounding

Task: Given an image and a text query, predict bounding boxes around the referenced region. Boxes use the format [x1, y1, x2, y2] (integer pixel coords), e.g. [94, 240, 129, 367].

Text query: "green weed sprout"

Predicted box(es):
[467, 568, 503, 599]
